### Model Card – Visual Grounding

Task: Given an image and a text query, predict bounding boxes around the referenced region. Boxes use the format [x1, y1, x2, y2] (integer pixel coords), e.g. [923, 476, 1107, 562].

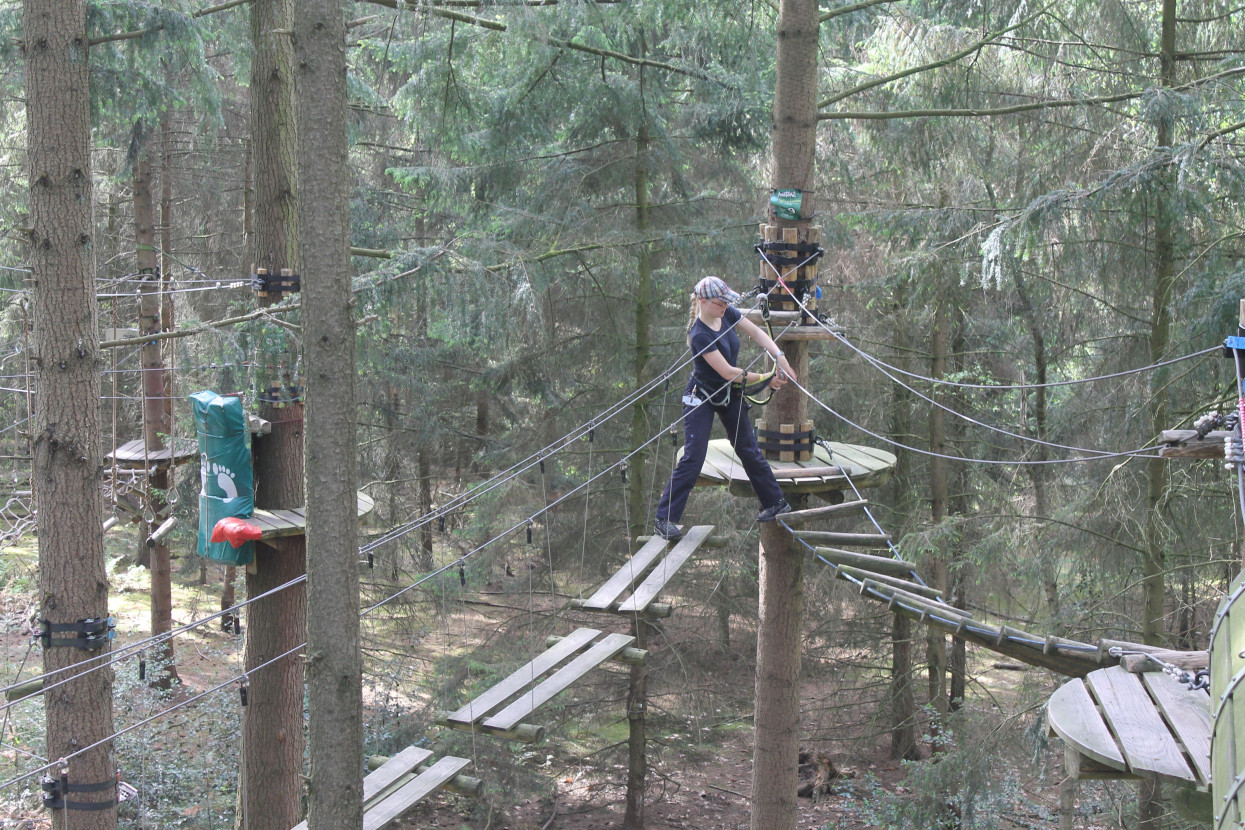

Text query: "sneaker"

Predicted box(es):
[654, 519, 683, 541]
[756, 499, 792, 522]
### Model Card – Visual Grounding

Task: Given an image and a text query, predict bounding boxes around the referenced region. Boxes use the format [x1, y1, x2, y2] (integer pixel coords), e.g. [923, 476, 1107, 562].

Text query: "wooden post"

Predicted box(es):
[622, 618, 649, 829]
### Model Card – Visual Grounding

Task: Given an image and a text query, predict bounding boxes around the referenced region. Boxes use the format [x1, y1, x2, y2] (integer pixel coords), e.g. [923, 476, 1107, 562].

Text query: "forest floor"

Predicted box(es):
[0, 534, 1137, 830]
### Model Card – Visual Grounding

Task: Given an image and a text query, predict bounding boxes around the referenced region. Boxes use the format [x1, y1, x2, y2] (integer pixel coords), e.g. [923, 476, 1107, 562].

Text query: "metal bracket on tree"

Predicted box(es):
[37, 617, 115, 650]
[41, 769, 117, 811]
[251, 266, 301, 298]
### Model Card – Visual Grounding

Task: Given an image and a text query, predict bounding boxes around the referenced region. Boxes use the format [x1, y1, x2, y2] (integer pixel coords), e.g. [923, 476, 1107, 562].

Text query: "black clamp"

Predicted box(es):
[42, 769, 116, 811]
[38, 617, 115, 651]
[251, 267, 301, 297]
[755, 240, 825, 268]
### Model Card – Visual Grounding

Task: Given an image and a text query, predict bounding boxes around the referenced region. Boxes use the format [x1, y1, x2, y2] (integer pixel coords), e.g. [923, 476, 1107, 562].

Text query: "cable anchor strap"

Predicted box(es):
[37, 617, 115, 650]
[251, 267, 302, 297]
[42, 770, 117, 811]
[754, 239, 825, 268]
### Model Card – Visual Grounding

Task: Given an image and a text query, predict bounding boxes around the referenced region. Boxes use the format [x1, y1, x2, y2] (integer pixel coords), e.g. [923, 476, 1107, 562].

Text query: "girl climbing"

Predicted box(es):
[654, 276, 797, 541]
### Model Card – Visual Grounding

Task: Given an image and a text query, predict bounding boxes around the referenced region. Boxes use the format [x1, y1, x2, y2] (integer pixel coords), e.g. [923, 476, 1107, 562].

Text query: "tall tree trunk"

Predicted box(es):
[135, 143, 179, 687]
[1139, 2, 1177, 827]
[753, 5, 818, 829]
[947, 307, 968, 711]
[627, 116, 653, 545]
[925, 298, 950, 738]
[296, 3, 363, 828]
[24, 0, 118, 825]
[1014, 270, 1060, 621]
[886, 288, 918, 760]
[242, 404, 307, 830]
[240, 0, 305, 825]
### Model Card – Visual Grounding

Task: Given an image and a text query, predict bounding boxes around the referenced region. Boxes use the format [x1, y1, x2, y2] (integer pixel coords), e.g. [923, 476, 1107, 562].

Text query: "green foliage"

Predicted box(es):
[841, 711, 1028, 830]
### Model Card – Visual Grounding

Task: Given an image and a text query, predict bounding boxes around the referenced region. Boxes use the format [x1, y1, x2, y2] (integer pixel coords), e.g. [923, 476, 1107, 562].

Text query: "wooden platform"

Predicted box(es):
[1159, 429, 1229, 459]
[1211, 570, 1245, 829]
[247, 491, 376, 540]
[694, 439, 895, 496]
[1047, 666, 1209, 788]
[574, 526, 713, 615]
[441, 627, 634, 739]
[106, 437, 200, 468]
[290, 745, 473, 830]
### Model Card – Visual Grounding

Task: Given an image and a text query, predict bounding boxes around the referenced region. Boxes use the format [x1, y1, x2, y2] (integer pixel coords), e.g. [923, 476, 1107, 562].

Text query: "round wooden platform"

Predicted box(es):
[1047, 665, 1209, 789]
[693, 439, 896, 497]
[106, 437, 200, 469]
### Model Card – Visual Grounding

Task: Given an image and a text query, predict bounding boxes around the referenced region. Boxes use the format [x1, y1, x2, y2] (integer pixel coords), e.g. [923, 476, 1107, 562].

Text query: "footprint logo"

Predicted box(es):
[212, 462, 239, 502]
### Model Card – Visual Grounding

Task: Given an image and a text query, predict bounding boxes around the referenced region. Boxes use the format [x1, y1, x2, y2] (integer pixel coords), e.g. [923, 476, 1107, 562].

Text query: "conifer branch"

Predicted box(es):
[819, 66, 1245, 120]
[818, 6, 1049, 109]
[87, 0, 251, 47]
[818, 0, 902, 24]
[361, 0, 722, 84]
[1199, 119, 1245, 147]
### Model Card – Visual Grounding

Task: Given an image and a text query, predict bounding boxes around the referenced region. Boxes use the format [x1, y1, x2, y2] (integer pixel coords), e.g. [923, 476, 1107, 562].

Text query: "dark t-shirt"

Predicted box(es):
[689, 306, 741, 397]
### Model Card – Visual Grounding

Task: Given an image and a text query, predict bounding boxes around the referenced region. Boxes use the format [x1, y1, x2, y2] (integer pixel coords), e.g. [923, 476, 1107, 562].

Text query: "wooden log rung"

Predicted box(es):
[813, 546, 917, 578]
[779, 499, 868, 525]
[834, 564, 942, 599]
[794, 530, 891, 546]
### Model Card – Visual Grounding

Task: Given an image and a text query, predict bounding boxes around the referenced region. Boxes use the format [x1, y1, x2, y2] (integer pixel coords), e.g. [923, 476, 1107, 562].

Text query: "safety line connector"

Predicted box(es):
[37, 617, 115, 651]
[251, 267, 302, 298]
[41, 769, 117, 811]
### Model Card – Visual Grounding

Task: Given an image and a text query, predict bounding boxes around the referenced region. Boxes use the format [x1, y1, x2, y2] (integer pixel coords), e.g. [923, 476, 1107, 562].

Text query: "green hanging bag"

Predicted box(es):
[190, 391, 256, 565]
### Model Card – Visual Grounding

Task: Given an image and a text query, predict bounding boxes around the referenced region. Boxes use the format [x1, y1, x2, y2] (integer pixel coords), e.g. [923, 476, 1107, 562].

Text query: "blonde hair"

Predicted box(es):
[686, 294, 698, 347]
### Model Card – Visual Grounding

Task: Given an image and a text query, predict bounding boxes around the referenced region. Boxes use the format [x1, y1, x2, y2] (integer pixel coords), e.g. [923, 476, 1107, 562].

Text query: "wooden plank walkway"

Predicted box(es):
[291, 747, 472, 830]
[443, 628, 634, 737]
[1047, 666, 1207, 788]
[695, 439, 895, 496]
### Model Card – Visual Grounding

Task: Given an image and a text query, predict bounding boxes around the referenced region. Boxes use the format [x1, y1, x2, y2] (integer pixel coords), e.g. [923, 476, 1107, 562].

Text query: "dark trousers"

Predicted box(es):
[655, 392, 785, 523]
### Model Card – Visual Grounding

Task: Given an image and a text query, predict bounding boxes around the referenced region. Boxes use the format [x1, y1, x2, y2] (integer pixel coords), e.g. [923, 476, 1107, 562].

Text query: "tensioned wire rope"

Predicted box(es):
[0, 299, 773, 708]
[837, 335, 1220, 391]
[754, 247, 1170, 465]
[0, 384, 739, 793]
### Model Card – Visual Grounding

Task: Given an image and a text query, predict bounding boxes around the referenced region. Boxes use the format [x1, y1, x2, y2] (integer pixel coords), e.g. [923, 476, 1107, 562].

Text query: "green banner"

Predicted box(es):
[190, 390, 256, 566]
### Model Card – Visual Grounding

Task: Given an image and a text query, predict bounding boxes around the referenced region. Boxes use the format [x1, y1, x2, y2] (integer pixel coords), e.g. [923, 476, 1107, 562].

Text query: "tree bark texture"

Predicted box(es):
[296, 2, 364, 828]
[628, 117, 653, 544]
[925, 297, 950, 735]
[241, 0, 306, 823]
[1139, 3, 1176, 826]
[24, 0, 118, 825]
[250, 0, 298, 277]
[753, 4, 818, 829]
[622, 617, 649, 829]
[241, 403, 307, 830]
[136, 149, 180, 688]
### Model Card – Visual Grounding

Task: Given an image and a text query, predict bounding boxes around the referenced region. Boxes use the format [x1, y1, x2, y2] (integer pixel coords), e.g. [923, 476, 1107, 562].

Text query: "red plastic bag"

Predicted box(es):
[211, 517, 264, 548]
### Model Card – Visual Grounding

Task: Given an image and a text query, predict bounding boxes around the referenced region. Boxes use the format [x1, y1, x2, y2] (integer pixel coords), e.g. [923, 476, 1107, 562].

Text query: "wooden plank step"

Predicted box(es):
[1047, 678, 1128, 771]
[362, 756, 472, 830]
[1142, 672, 1211, 787]
[833, 564, 942, 599]
[445, 628, 600, 725]
[292, 747, 436, 829]
[483, 633, 634, 731]
[1086, 666, 1195, 783]
[780, 499, 868, 526]
[814, 547, 917, 579]
[580, 535, 669, 610]
[618, 525, 713, 613]
[794, 530, 890, 547]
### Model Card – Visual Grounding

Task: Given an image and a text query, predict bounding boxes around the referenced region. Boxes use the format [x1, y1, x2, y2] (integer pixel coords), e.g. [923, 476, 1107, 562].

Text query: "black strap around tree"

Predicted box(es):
[43, 775, 116, 811]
